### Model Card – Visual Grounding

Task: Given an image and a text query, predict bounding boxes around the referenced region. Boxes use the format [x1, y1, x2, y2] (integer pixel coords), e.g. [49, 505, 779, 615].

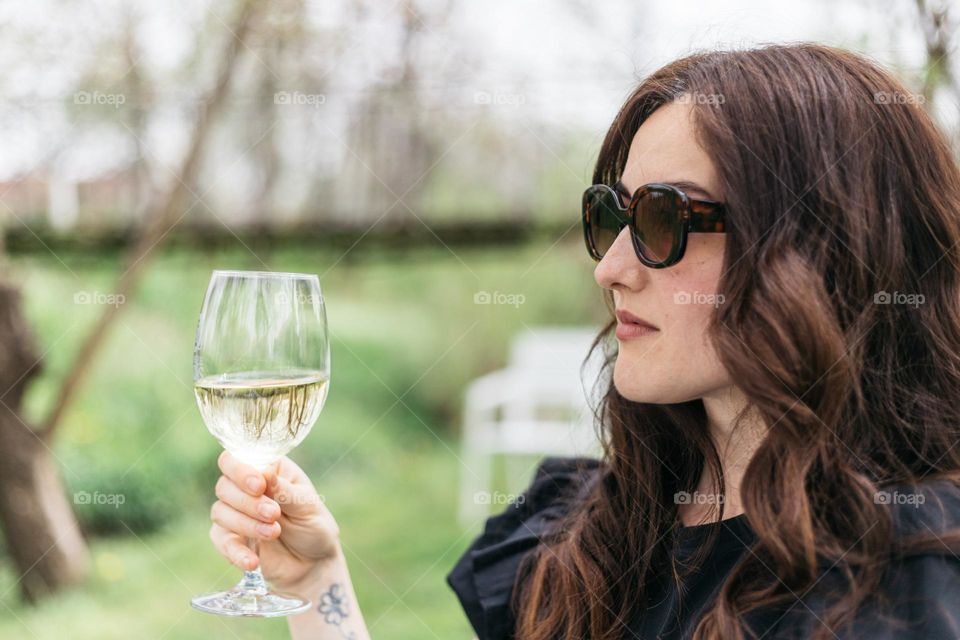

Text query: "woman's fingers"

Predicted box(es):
[209, 522, 258, 571]
[210, 499, 281, 541]
[215, 475, 280, 523]
[267, 473, 323, 519]
[274, 455, 310, 485]
[217, 450, 266, 496]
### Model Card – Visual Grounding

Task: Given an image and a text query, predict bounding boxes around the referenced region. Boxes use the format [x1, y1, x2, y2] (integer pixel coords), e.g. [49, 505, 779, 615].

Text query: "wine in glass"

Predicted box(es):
[190, 270, 330, 617]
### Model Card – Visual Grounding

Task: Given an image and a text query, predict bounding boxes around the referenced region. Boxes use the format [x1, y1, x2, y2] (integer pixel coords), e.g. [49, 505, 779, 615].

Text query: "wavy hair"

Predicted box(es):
[513, 42, 960, 640]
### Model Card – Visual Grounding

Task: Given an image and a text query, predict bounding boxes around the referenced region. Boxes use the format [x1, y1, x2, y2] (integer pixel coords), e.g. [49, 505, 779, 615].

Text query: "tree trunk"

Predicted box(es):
[0, 0, 258, 604]
[0, 282, 90, 602]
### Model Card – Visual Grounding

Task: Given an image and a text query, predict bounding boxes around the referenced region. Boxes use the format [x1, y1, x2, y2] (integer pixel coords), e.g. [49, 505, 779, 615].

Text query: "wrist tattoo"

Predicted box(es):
[317, 582, 356, 639]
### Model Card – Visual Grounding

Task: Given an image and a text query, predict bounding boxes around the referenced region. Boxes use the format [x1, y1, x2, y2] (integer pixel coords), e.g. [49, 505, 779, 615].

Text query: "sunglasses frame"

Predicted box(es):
[581, 182, 727, 268]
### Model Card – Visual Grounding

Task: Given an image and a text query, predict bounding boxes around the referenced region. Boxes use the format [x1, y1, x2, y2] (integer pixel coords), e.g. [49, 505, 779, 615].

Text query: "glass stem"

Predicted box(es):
[239, 536, 268, 596]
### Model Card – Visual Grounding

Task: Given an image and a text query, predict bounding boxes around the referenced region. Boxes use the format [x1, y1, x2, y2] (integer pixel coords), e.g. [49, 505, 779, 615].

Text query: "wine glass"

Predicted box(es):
[190, 270, 330, 617]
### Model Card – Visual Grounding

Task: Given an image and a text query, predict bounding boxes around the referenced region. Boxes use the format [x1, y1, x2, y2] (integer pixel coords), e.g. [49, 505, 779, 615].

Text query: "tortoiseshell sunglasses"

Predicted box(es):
[581, 181, 727, 268]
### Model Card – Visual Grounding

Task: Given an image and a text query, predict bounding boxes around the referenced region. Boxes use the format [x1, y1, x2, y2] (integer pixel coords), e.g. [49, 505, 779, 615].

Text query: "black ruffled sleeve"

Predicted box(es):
[446, 455, 602, 640]
[762, 477, 960, 639]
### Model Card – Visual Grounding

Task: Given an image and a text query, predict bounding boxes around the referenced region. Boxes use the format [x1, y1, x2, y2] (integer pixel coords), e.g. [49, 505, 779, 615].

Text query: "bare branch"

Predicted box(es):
[39, 0, 261, 442]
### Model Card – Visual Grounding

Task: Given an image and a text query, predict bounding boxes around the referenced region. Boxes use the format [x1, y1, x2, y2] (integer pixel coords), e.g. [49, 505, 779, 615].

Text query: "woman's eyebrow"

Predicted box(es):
[665, 179, 717, 201]
[615, 178, 717, 201]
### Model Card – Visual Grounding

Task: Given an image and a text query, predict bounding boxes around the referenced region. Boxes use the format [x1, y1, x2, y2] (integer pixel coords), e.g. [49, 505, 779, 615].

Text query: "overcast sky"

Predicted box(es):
[0, 0, 952, 181]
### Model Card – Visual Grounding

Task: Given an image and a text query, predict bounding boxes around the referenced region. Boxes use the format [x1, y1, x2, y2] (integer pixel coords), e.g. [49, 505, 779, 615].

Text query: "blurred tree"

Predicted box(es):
[119, 3, 154, 227]
[0, 0, 258, 603]
[0, 277, 88, 604]
[325, 0, 457, 225]
[915, 0, 960, 154]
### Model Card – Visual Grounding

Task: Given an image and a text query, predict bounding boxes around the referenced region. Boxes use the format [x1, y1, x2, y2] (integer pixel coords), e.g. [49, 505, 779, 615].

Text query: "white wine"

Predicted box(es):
[195, 371, 329, 468]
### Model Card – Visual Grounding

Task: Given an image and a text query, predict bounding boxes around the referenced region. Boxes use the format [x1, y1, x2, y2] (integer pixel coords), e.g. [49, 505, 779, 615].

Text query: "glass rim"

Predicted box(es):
[211, 269, 320, 280]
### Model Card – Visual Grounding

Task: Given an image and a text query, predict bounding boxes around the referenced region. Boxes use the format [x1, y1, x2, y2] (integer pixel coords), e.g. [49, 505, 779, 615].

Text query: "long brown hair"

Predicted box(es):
[513, 42, 960, 639]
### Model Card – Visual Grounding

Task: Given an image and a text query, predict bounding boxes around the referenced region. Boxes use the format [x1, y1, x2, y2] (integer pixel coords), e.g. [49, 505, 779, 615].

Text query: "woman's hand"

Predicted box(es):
[209, 451, 341, 591]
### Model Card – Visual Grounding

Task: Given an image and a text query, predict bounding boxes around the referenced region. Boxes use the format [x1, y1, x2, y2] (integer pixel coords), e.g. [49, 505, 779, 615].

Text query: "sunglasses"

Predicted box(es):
[581, 181, 727, 268]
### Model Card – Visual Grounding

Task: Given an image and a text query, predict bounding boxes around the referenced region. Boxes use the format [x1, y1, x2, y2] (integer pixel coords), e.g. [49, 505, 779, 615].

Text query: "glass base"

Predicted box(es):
[191, 582, 311, 617]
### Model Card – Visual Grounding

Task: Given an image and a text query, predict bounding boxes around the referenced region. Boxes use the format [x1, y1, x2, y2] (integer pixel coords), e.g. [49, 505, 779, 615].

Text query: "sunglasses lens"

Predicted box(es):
[583, 186, 627, 259]
[634, 188, 681, 264]
[583, 184, 684, 265]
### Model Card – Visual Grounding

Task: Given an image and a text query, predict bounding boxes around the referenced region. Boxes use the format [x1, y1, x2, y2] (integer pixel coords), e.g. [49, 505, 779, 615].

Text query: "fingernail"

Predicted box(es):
[256, 523, 274, 537]
[257, 502, 276, 519]
[246, 476, 261, 492]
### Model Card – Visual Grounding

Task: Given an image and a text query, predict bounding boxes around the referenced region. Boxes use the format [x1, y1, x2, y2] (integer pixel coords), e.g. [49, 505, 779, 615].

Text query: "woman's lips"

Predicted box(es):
[614, 309, 659, 340]
[615, 322, 659, 340]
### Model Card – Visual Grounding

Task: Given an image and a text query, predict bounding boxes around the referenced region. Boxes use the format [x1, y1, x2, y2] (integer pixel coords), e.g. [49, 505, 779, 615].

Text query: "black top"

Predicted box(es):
[446, 456, 960, 639]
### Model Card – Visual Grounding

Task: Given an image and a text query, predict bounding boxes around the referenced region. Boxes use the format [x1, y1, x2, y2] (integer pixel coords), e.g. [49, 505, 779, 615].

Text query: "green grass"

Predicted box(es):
[0, 239, 606, 639]
[0, 446, 476, 639]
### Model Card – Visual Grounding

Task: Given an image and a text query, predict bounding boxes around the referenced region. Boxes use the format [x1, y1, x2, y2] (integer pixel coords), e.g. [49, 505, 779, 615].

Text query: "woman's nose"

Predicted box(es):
[594, 227, 644, 291]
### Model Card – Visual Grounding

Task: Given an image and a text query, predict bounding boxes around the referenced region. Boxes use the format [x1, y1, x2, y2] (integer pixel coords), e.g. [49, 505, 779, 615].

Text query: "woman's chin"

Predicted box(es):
[613, 367, 697, 405]
[613, 367, 656, 403]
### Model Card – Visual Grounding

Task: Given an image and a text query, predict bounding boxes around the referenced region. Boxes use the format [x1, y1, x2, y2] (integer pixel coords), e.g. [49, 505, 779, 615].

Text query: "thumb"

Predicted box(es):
[267, 474, 321, 518]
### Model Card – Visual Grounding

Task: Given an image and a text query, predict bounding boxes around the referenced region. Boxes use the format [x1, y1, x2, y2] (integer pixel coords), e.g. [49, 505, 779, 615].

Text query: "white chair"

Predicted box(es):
[457, 326, 609, 527]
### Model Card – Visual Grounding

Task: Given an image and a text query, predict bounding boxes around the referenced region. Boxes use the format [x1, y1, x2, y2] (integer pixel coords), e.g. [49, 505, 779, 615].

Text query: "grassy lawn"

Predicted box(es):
[0, 238, 605, 639]
[0, 447, 476, 639]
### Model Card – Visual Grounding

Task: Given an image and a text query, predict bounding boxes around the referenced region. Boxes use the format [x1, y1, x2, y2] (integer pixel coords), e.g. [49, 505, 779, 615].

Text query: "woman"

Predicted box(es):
[208, 42, 960, 639]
